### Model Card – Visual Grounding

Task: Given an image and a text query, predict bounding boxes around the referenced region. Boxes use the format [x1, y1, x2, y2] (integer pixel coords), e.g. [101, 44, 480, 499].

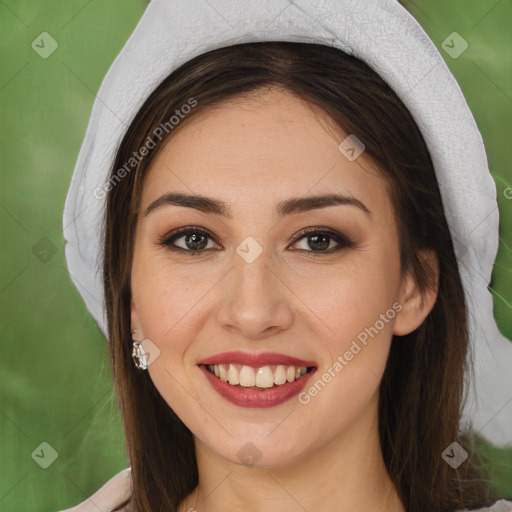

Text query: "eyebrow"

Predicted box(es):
[143, 191, 371, 218]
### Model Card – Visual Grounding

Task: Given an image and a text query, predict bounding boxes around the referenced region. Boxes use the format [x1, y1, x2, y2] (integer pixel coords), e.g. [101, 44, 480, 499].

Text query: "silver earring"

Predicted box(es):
[131, 330, 147, 370]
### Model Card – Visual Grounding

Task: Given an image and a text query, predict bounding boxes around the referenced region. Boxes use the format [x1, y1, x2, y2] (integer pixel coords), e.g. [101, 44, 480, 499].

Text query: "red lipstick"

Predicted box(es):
[197, 351, 317, 408]
[198, 351, 317, 368]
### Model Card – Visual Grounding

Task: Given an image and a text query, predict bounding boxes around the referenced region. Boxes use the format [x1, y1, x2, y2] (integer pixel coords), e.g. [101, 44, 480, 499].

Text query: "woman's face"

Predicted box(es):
[130, 88, 422, 467]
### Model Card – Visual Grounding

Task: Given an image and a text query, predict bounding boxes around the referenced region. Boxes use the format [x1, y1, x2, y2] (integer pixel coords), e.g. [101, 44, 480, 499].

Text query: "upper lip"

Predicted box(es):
[198, 351, 317, 368]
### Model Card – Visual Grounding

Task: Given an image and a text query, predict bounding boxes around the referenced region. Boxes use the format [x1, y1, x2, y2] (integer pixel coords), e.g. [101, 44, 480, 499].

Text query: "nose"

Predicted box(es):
[216, 247, 294, 341]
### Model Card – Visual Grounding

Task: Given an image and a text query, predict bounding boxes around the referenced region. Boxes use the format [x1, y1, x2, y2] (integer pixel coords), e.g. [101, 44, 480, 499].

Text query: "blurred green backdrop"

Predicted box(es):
[0, 0, 510, 510]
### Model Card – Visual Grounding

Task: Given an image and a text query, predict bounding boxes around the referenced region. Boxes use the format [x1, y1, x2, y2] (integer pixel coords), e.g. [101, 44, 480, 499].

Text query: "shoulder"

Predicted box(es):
[58, 467, 132, 512]
[456, 500, 512, 512]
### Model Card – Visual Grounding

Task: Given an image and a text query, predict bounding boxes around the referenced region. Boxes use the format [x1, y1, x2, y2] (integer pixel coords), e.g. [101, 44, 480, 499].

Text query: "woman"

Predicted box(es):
[61, 1, 512, 511]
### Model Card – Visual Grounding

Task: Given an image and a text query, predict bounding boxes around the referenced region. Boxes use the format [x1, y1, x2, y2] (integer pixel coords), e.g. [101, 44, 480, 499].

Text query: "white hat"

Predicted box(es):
[62, 0, 512, 447]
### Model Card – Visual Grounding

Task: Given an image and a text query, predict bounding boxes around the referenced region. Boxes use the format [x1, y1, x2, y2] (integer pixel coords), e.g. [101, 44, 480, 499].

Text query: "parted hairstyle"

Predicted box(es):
[102, 41, 496, 512]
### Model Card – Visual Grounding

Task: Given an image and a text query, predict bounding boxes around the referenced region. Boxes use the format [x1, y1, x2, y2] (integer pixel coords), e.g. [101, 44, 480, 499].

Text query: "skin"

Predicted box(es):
[130, 87, 438, 512]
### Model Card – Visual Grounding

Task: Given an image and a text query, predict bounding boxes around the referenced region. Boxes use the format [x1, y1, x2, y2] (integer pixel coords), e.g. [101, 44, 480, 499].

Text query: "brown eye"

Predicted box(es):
[157, 227, 220, 254]
[290, 228, 354, 254]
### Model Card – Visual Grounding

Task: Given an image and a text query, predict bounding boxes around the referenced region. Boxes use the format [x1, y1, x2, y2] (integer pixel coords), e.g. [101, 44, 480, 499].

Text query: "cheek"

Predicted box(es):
[290, 249, 402, 351]
[293, 257, 401, 442]
[131, 251, 206, 415]
[129, 252, 207, 410]
[131, 246, 215, 342]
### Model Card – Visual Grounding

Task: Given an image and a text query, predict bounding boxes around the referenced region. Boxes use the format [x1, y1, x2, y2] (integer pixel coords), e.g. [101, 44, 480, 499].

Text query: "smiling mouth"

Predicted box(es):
[203, 363, 315, 390]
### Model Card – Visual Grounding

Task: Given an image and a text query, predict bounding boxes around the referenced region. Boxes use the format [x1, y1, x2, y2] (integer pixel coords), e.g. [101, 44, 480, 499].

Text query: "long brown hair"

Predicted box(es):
[103, 41, 496, 511]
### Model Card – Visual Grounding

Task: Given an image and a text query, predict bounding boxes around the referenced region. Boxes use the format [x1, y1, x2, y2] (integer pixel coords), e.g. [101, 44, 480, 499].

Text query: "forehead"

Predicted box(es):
[141, 88, 389, 214]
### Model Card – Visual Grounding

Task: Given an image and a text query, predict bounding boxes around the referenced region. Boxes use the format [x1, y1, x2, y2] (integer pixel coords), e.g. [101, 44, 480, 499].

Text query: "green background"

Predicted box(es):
[0, 0, 510, 510]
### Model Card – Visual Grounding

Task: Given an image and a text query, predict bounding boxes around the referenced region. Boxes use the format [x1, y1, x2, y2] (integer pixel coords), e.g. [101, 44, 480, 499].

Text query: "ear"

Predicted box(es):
[393, 250, 439, 336]
[130, 299, 142, 334]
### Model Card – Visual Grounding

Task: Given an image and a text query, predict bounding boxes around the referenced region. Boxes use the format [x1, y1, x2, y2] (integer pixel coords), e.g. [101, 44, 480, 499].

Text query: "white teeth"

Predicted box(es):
[256, 366, 274, 388]
[274, 365, 287, 385]
[227, 364, 239, 385]
[219, 364, 228, 382]
[207, 363, 311, 388]
[239, 365, 256, 387]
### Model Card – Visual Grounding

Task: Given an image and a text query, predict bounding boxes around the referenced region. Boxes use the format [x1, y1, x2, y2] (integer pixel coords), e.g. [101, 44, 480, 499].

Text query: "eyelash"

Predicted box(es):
[156, 225, 354, 257]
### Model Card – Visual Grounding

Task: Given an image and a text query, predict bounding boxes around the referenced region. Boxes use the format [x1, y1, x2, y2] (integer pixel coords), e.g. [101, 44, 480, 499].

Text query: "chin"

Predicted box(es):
[199, 428, 312, 469]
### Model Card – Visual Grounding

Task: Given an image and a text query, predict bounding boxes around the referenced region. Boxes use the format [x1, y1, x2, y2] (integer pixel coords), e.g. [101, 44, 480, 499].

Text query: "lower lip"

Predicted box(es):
[199, 365, 317, 408]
